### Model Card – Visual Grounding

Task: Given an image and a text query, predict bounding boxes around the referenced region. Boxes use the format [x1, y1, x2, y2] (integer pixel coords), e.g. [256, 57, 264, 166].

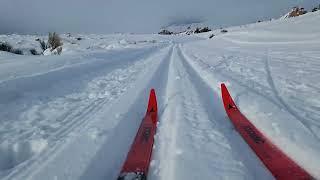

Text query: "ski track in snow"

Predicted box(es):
[0, 44, 172, 180]
[0, 42, 277, 180]
[149, 45, 273, 180]
[0, 47, 161, 145]
[179, 40, 320, 178]
[1, 12, 320, 180]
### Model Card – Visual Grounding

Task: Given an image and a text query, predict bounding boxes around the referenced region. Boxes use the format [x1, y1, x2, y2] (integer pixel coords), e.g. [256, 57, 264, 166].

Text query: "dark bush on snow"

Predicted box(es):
[194, 27, 212, 34]
[200, 27, 211, 33]
[0, 42, 23, 55]
[194, 28, 201, 34]
[30, 49, 39, 55]
[221, 29, 228, 33]
[38, 32, 63, 55]
[11, 49, 23, 55]
[158, 29, 173, 35]
[48, 32, 63, 50]
[312, 5, 320, 12]
[39, 39, 47, 51]
[56, 47, 63, 55]
[0, 42, 13, 52]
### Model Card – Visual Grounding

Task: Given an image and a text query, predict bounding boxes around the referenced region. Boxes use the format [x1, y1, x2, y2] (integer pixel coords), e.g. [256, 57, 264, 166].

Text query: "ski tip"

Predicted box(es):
[221, 83, 227, 91]
[220, 83, 237, 110]
[147, 89, 157, 114]
[220, 83, 229, 98]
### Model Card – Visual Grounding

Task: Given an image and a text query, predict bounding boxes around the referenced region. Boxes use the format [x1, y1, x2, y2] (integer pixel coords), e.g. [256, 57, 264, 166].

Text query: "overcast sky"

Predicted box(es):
[0, 0, 318, 34]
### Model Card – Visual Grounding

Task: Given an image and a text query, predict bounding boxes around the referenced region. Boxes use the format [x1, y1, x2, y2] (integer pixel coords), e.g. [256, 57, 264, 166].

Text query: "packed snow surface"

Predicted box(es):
[0, 12, 319, 180]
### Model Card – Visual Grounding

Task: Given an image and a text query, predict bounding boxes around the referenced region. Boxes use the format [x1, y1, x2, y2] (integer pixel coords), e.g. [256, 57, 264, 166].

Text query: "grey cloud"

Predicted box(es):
[0, 0, 318, 34]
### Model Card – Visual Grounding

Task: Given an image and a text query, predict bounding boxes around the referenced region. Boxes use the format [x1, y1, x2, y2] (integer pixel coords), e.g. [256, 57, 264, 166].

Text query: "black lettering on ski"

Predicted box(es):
[242, 125, 265, 144]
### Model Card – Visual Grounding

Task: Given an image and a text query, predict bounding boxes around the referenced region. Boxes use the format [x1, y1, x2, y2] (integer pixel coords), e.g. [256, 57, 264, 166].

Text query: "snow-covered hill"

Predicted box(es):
[0, 11, 319, 180]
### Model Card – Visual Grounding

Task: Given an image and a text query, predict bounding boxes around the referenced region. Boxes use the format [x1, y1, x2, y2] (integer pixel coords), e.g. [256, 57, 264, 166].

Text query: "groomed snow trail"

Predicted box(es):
[0, 45, 173, 180]
[149, 45, 274, 180]
[1, 13, 319, 179]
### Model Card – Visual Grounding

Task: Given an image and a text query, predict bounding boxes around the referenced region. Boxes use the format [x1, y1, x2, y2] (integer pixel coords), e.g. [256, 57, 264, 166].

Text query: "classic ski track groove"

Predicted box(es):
[150, 45, 179, 180]
[78, 45, 173, 180]
[4, 42, 312, 179]
[3, 45, 172, 180]
[150, 45, 272, 180]
[0, 47, 163, 144]
[175, 45, 273, 179]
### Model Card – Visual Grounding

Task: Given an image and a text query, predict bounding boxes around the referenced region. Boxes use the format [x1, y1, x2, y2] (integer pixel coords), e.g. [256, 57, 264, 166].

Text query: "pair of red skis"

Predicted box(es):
[117, 85, 313, 180]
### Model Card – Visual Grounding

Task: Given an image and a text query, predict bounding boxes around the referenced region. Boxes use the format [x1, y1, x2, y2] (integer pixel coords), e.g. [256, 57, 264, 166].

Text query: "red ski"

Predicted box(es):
[118, 89, 158, 180]
[221, 83, 313, 180]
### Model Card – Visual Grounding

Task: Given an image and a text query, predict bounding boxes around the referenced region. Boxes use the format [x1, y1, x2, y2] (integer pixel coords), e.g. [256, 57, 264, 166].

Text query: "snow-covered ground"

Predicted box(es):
[0, 11, 319, 180]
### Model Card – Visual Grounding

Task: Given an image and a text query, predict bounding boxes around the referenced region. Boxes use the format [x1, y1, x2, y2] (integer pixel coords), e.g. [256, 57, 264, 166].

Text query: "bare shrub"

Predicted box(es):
[158, 29, 173, 35]
[56, 47, 62, 55]
[312, 4, 320, 12]
[0, 42, 13, 52]
[39, 39, 47, 52]
[221, 29, 228, 33]
[200, 27, 211, 33]
[30, 49, 39, 55]
[37, 32, 63, 55]
[194, 28, 201, 34]
[11, 49, 23, 55]
[48, 32, 63, 50]
[194, 27, 211, 34]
